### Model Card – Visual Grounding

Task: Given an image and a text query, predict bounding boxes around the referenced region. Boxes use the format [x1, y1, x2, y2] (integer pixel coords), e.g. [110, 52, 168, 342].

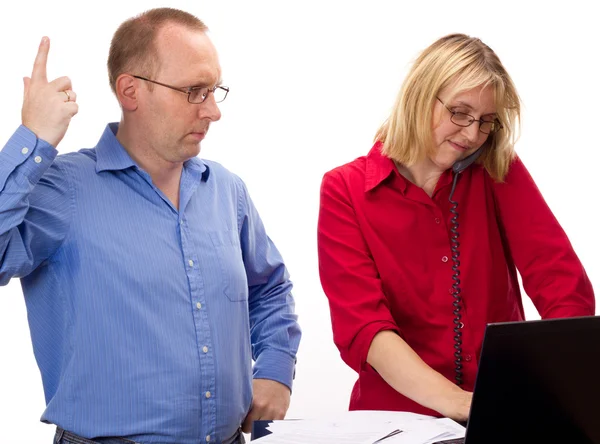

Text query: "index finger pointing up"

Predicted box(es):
[31, 36, 49, 83]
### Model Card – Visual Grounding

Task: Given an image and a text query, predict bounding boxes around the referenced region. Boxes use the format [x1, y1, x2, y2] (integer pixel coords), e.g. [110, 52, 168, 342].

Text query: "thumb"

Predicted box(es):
[23, 77, 31, 98]
[241, 416, 252, 434]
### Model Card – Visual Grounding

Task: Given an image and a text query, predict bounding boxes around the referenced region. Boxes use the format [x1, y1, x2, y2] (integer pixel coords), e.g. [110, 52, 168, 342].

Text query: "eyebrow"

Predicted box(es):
[190, 77, 223, 88]
[452, 101, 497, 117]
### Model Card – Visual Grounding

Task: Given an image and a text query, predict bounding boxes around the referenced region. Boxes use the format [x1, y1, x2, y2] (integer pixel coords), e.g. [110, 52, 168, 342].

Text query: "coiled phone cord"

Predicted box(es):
[448, 174, 464, 386]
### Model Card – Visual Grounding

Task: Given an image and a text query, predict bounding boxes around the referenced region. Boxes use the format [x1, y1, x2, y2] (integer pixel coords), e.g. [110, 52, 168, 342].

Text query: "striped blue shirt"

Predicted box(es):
[0, 123, 301, 443]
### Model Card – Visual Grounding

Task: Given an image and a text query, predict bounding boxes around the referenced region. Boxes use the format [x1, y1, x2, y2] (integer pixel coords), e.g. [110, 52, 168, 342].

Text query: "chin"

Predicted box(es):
[433, 158, 458, 172]
[184, 143, 201, 160]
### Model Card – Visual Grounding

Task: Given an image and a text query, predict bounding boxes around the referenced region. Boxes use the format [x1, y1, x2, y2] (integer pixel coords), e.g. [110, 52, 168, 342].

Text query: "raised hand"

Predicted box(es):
[21, 37, 78, 148]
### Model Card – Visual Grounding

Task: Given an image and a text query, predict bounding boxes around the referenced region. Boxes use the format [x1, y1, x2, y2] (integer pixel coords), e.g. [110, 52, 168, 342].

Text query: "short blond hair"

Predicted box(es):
[375, 33, 521, 181]
[107, 8, 208, 94]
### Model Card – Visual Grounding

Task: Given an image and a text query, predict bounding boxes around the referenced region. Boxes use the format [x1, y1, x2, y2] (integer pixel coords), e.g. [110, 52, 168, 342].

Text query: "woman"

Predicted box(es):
[317, 34, 595, 421]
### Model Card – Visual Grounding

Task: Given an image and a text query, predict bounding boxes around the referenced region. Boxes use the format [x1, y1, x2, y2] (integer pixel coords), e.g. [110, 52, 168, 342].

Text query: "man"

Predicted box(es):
[0, 8, 300, 444]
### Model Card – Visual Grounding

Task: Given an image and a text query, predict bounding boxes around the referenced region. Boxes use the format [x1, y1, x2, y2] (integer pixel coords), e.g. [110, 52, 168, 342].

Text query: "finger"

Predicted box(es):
[32, 36, 50, 83]
[66, 90, 77, 102]
[64, 102, 79, 117]
[241, 417, 251, 434]
[50, 76, 72, 92]
[23, 77, 31, 98]
[61, 90, 77, 103]
[241, 407, 259, 434]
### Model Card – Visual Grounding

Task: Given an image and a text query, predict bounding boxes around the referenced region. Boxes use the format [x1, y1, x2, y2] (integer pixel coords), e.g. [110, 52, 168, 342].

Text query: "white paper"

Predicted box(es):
[251, 411, 465, 444]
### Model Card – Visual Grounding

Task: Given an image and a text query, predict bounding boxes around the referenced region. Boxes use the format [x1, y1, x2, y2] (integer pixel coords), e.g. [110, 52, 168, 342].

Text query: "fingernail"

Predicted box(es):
[41, 36, 48, 44]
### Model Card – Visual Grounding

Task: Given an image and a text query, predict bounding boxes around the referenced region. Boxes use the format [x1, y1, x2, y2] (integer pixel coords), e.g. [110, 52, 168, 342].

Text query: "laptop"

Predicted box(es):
[436, 316, 600, 444]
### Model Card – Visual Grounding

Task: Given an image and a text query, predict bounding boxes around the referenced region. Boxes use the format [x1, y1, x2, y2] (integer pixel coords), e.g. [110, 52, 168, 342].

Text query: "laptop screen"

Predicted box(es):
[464, 316, 600, 444]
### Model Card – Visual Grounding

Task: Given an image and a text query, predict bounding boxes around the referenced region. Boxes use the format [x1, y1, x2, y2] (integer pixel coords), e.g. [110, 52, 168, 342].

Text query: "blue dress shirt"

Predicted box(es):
[0, 123, 301, 443]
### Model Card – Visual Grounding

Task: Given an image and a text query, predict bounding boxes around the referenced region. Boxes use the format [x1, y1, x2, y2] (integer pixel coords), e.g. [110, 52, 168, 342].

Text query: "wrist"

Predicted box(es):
[438, 388, 472, 421]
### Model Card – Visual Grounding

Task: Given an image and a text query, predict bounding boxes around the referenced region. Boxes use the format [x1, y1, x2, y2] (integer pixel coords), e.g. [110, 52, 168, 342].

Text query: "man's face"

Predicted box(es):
[137, 24, 222, 164]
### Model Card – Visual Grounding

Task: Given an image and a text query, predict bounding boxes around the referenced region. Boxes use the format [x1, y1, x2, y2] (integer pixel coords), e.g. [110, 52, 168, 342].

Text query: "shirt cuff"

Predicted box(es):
[347, 321, 400, 373]
[0, 125, 58, 189]
[253, 348, 297, 392]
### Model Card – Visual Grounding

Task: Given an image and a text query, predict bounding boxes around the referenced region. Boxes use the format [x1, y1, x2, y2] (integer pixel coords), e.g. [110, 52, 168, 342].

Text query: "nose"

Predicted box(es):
[460, 121, 482, 144]
[198, 93, 222, 122]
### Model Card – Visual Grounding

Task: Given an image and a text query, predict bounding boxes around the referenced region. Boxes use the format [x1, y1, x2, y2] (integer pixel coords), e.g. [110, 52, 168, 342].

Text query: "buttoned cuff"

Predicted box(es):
[0, 125, 58, 191]
[253, 348, 297, 392]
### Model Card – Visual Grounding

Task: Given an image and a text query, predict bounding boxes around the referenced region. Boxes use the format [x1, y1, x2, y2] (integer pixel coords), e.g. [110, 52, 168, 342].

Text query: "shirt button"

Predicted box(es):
[465, 354, 472, 362]
[203, 346, 209, 353]
[188, 259, 194, 267]
[434, 217, 441, 224]
[21, 147, 29, 155]
[441, 256, 449, 263]
[205, 391, 211, 398]
[34, 156, 42, 163]
[196, 302, 202, 310]
[206, 436, 211, 442]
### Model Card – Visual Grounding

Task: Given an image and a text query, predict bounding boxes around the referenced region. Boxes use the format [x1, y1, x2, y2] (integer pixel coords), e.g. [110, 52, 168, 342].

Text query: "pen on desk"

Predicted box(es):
[372, 429, 402, 443]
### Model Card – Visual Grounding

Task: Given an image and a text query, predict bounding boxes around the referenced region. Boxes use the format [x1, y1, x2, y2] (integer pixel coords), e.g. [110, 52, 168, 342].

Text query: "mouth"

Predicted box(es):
[189, 131, 207, 141]
[448, 140, 469, 152]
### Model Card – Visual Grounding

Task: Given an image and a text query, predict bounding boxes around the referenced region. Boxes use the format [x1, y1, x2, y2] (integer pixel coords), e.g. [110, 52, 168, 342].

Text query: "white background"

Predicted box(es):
[1, 1, 599, 442]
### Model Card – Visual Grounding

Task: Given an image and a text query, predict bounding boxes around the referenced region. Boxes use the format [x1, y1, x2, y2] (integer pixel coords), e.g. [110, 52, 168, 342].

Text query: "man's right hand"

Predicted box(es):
[21, 37, 78, 148]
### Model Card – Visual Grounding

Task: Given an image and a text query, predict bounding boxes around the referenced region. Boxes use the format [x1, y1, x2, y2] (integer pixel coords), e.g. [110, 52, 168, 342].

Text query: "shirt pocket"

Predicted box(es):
[209, 229, 249, 302]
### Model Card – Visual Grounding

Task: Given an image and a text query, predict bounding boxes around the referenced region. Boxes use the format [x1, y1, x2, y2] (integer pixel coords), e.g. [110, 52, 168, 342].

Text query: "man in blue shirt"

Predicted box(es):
[0, 7, 301, 444]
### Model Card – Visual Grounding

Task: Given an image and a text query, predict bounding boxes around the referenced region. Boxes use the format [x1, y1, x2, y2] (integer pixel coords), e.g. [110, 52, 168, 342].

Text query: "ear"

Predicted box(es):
[116, 74, 139, 111]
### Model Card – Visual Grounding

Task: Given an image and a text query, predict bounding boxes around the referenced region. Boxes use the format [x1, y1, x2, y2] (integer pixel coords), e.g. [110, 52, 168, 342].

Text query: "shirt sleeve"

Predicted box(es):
[317, 170, 400, 374]
[236, 178, 301, 391]
[0, 125, 71, 285]
[492, 156, 595, 318]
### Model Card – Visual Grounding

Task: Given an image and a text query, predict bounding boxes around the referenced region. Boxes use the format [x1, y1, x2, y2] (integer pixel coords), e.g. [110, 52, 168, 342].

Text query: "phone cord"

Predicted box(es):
[449, 173, 464, 386]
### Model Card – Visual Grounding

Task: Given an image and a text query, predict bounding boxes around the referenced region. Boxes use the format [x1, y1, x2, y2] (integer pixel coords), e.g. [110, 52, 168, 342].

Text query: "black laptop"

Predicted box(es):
[436, 316, 600, 444]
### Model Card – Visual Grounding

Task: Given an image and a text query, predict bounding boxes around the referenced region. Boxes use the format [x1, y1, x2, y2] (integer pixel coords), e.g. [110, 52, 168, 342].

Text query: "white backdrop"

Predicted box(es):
[1, 1, 599, 442]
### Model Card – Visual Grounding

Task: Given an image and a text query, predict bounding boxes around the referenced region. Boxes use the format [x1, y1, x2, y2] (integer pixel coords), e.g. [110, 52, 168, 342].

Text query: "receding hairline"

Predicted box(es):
[107, 7, 209, 94]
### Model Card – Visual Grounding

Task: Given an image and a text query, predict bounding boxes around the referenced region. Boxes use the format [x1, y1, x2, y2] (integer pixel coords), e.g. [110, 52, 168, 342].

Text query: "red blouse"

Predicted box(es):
[317, 142, 595, 416]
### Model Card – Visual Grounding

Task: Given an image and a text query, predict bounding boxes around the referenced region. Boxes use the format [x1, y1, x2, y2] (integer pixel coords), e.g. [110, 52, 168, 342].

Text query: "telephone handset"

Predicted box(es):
[448, 143, 486, 386]
[452, 145, 484, 174]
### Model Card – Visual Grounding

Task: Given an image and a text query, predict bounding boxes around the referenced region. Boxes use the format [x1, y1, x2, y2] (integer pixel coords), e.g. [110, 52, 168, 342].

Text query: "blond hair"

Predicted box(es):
[107, 8, 208, 94]
[375, 33, 521, 181]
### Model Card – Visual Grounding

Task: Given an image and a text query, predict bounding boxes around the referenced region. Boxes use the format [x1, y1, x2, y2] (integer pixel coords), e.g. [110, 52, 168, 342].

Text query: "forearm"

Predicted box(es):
[0, 127, 67, 284]
[367, 330, 471, 420]
[249, 266, 300, 391]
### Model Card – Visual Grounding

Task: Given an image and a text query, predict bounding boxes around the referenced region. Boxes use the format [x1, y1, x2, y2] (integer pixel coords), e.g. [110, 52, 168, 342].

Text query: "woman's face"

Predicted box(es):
[429, 84, 497, 171]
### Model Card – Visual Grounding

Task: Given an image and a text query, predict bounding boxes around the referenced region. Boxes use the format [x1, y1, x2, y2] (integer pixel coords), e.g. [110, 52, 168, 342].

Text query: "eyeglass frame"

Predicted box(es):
[436, 97, 503, 134]
[132, 75, 229, 104]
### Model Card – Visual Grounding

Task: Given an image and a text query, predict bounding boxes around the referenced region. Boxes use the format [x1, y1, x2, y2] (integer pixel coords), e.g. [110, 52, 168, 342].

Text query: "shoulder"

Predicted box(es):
[202, 159, 246, 191]
[324, 155, 367, 181]
[491, 155, 536, 189]
[52, 148, 98, 171]
[322, 155, 370, 199]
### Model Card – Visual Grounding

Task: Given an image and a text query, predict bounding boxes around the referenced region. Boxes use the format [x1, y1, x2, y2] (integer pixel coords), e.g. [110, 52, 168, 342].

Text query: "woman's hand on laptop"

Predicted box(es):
[442, 388, 473, 422]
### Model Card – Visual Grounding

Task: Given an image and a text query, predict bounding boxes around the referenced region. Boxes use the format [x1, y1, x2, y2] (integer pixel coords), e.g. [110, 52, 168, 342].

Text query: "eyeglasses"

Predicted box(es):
[436, 97, 502, 135]
[133, 75, 229, 104]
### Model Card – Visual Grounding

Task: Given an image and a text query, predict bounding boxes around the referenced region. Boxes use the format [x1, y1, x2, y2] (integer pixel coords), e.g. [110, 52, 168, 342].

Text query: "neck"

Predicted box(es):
[116, 120, 183, 209]
[396, 158, 446, 197]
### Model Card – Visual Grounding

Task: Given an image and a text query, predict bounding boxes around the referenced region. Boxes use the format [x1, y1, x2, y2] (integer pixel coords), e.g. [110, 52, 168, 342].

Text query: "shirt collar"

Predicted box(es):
[364, 141, 455, 194]
[95, 122, 210, 182]
[364, 141, 401, 192]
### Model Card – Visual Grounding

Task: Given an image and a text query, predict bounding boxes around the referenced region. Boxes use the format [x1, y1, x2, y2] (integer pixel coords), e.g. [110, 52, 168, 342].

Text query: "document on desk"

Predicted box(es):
[252, 411, 465, 444]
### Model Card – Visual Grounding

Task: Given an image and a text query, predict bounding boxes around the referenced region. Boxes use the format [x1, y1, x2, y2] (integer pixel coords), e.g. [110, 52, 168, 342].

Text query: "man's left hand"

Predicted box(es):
[241, 379, 291, 433]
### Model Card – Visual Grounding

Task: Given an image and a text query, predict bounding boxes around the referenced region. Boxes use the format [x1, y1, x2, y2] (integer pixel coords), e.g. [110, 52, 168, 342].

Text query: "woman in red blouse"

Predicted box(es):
[317, 34, 595, 422]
